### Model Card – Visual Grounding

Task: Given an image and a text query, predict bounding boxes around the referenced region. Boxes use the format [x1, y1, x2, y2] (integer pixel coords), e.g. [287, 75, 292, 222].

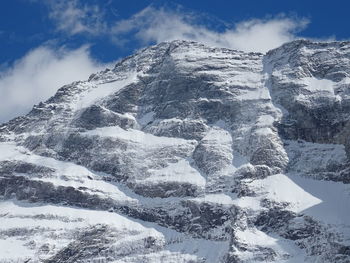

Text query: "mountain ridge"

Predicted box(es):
[0, 39, 350, 262]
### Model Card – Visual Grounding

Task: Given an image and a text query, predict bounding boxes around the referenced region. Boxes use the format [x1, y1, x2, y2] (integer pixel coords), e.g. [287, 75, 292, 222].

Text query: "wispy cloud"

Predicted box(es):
[111, 7, 308, 53]
[45, 0, 106, 35]
[43, 2, 308, 53]
[0, 46, 105, 123]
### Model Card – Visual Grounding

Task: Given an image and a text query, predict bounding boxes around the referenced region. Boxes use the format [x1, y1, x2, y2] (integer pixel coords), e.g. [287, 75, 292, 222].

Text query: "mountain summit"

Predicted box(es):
[0, 40, 350, 262]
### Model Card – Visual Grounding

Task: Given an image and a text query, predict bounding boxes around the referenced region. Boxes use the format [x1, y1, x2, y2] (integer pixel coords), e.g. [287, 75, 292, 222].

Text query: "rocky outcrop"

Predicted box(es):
[0, 40, 350, 262]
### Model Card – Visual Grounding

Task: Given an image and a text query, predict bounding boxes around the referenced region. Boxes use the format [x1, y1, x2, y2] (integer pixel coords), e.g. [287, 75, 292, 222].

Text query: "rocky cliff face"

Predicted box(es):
[0, 40, 350, 263]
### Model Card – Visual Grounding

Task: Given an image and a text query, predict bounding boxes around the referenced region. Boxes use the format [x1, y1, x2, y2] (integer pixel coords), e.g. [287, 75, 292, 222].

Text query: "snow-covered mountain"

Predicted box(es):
[0, 40, 350, 263]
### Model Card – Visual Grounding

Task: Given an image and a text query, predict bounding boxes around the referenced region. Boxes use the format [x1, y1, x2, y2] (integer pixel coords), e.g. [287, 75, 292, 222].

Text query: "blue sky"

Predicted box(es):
[1, 0, 350, 122]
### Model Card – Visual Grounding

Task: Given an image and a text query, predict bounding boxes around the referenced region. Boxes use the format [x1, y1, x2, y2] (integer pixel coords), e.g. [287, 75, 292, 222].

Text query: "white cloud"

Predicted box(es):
[42, 1, 308, 52]
[0, 46, 105, 123]
[46, 0, 105, 35]
[112, 7, 308, 53]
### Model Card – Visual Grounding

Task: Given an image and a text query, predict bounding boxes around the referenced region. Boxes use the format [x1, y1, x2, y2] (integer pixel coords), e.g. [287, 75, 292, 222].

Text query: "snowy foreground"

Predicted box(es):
[0, 40, 350, 262]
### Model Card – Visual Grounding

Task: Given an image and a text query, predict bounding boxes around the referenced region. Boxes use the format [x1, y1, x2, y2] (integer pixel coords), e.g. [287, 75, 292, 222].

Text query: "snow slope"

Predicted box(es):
[0, 40, 350, 262]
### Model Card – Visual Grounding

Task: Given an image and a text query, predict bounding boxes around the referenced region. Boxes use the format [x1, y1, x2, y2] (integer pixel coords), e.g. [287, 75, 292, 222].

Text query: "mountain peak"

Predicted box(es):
[1, 40, 350, 262]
